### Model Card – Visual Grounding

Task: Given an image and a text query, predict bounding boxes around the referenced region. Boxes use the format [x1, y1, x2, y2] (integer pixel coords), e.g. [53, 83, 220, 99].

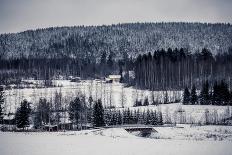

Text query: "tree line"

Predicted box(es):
[183, 80, 232, 106]
[0, 91, 164, 131]
[134, 48, 232, 90]
[0, 52, 134, 86]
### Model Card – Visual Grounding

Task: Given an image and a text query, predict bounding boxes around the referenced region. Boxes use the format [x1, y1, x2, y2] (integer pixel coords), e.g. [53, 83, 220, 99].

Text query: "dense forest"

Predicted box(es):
[0, 23, 231, 60]
[0, 22, 232, 90]
[134, 48, 232, 90]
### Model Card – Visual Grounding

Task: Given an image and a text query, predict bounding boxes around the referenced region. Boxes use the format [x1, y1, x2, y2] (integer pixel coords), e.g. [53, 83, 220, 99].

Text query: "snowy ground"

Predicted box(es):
[4, 80, 182, 112]
[151, 124, 232, 141]
[1, 126, 232, 155]
[3, 80, 232, 124]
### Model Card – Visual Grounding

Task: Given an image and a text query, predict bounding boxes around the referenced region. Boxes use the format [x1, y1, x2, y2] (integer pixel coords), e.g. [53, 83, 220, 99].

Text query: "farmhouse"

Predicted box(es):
[106, 75, 121, 83]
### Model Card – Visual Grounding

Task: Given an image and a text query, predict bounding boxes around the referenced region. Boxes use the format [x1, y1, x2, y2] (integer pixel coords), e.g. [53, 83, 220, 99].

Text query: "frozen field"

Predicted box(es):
[4, 80, 182, 111]
[3, 80, 232, 124]
[1, 126, 232, 155]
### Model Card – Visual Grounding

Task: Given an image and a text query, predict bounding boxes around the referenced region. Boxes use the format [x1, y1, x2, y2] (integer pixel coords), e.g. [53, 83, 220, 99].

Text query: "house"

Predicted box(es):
[3, 113, 15, 125]
[106, 75, 121, 83]
[1, 114, 16, 131]
[70, 76, 81, 82]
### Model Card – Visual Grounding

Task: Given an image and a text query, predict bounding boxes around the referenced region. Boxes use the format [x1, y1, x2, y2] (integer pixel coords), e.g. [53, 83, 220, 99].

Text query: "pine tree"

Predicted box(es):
[123, 108, 131, 124]
[135, 109, 140, 124]
[143, 97, 149, 106]
[200, 81, 210, 105]
[54, 91, 62, 126]
[183, 87, 190, 105]
[164, 91, 168, 104]
[134, 99, 142, 107]
[212, 81, 230, 105]
[190, 85, 198, 105]
[157, 111, 163, 125]
[0, 86, 4, 124]
[220, 81, 230, 105]
[92, 99, 105, 127]
[204, 109, 210, 125]
[107, 52, 114, 73]
[145, 109, 151, 125]
[88, 96, 93, 108]
[212, 82, 220, 105]
[151, 111, 158, 125]
[34, 98, 50, 128]
[110, 111, 117, 126]
[15, 100, 31, 130]
[104, 110, 111, 126]
[116, 110, 122, 125]
[68, 97, 84, 128]
[87, 96, 93, 123]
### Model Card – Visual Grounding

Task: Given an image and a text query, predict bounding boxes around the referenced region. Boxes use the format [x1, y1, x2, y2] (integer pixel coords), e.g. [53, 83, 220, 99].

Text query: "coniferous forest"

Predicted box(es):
[134, 48, 232, 90]
[0, 22, 232, 86]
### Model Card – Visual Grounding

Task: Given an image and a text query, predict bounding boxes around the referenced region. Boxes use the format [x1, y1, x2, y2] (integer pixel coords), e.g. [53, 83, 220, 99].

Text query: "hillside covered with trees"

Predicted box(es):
[0, 22, 232, 60]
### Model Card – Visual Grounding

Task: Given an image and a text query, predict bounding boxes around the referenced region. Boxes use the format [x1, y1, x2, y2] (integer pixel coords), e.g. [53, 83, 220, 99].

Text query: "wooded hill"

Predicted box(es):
[0, 22, 232, 60]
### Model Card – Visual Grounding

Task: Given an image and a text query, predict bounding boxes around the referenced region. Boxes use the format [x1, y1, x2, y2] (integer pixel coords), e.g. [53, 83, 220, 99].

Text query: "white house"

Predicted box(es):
[106, 75, 121, 83]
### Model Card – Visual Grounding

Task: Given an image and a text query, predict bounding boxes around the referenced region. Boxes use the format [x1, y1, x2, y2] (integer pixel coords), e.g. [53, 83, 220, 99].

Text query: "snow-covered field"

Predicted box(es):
[1, 126, 232, 155]
[3, 80, 232, 124]
[4, 80, 182, 111]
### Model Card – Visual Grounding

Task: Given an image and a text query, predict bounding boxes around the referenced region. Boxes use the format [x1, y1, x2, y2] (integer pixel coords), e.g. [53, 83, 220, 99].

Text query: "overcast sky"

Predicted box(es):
[0, 0, 231, 34]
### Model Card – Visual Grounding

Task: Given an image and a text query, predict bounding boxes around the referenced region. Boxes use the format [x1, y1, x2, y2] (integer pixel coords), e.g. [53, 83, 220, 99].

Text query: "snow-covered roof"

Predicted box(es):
[108, 75, 121, 79]
[3, 114, 15, 120]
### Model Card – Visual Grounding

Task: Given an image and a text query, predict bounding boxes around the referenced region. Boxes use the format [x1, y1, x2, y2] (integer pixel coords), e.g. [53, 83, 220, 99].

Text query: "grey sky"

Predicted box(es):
[0, 0, 231, 34]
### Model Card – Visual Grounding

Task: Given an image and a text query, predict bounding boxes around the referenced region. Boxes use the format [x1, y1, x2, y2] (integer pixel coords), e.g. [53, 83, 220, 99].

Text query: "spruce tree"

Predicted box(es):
[145, 109, 151, 125]
[143, 97, 149, 106]
[151, 111, 158, 125]
[0, 86, 4, 124]
[183, 87, 190, 105]
[190, 85, 198, 105]
[116, 110, 122, 125]
[220, 81, 230, 105]
[157, 111, 163, 125]
[92, 99, 105, 127]
[134, 99, 142, 107]
[34, 98, 50, 128]
[15, 100, 31, 130]
[68, 97, 83, 127]
[200, 81, 210, 105]
[212, 82, 220, 105]
[212, 81, 230, 105]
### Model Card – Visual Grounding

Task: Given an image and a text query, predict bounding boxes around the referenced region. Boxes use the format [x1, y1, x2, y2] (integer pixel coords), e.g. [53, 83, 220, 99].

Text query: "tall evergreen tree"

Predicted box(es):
[190, 85, 198, 105]
[92, 99, 105, 127]
[157, 111, 163, 125]
[116, 110, 122, 125]
[145, 109, 151, 125]
[183, 87, 190, 105]
[68, 97, 83, 127]
[200, 81, 210, 105]
[34, 98, 51, 128]
[143, 97, 149, 106]
[0, 86, 4, 124]
[151, 111, 158, 125]
[15, 100, 31, 130]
